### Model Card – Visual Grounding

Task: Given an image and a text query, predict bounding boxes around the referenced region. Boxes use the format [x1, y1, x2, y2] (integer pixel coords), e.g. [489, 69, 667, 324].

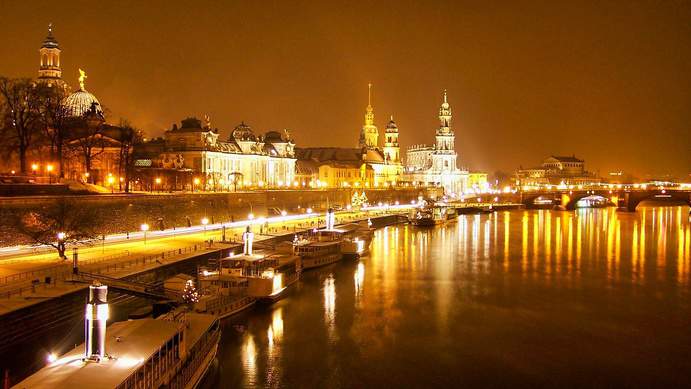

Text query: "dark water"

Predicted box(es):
[204, 207, 691, 388]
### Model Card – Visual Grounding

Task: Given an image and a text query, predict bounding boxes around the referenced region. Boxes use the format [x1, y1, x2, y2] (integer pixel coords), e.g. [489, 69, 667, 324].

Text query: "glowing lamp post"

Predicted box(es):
[46, 164, 54, 183]
[57, 231, 67, 260]
[201, 217, 209, 237]
[193, 177, 201, 192]
[107, 175, 115, 193]
[31, 163, 39, 176]
[140, 223, 149, 245]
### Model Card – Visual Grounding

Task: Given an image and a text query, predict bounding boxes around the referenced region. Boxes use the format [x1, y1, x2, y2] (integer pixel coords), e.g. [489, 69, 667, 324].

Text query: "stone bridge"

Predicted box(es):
[491, 188, 691, 212]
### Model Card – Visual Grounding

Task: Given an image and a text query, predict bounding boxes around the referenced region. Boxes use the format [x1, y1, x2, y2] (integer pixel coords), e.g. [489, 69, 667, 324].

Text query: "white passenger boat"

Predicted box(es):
[280, 208, 345, 270]
[198, 227, 301, 306]
[14, 283, 220, 389]
[337, 223, 374, 258]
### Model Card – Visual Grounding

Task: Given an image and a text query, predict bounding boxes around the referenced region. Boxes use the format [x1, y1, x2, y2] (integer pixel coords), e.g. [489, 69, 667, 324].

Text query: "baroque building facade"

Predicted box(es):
[402, 91, 471, 195]
[133, 118, 296, 191]
[515, 155, 601, 188]
[297, 84, 403, 188]
[29, 25, 126, 187]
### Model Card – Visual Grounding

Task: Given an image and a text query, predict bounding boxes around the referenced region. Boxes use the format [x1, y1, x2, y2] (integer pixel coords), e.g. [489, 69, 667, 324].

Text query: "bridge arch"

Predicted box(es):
[626, 191, 691, 212]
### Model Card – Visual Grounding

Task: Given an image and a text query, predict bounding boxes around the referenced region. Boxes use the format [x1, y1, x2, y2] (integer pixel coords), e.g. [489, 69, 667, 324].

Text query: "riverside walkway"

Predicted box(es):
[0, 206, 411, 316]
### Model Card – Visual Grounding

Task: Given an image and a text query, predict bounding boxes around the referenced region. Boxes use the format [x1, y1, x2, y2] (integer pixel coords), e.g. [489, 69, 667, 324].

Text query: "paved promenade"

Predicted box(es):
[0, 207, 407, 316]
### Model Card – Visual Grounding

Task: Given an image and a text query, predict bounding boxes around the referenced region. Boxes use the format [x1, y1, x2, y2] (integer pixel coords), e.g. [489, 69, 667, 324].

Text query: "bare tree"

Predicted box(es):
[68, 103, 105, 183]
[0, 77, 41, 173]
[10, 198, 100, 259]
[116, 119, 143, 193]
[34, 84, 70, 178]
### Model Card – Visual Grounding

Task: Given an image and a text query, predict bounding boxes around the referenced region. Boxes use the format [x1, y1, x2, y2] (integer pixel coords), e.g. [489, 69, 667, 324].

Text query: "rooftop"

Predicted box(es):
[14, 318, 182, 389]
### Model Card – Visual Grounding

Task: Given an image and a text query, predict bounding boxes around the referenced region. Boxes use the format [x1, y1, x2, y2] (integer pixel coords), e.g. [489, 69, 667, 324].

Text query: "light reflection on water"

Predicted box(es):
[209, 206, 691, 388]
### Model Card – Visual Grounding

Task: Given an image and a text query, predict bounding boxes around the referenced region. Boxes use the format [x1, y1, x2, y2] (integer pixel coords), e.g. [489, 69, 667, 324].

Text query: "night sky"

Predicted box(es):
[1, 0, 689, 178]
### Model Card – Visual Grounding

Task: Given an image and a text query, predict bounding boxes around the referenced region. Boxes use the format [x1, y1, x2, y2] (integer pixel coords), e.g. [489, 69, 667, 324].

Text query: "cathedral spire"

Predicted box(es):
[359, 83, 378, 149]
[438, 89, 452, 129]
[368, 83, 372, 105]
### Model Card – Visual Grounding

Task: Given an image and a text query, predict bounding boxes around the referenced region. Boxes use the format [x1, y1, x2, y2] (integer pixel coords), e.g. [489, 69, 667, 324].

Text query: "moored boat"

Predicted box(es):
[14, 283, 220, 389]
[198, 227, 301, 306]
[412, 206, 449, 226]
[279, 208, 345, 269]
[338, 222, 375, 258]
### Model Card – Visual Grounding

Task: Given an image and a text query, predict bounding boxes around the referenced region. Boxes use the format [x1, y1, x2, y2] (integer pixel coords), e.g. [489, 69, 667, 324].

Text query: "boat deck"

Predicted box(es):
[13, 318, 182, 389]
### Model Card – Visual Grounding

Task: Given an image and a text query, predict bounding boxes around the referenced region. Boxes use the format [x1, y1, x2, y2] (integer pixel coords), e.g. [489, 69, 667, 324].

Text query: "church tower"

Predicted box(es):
[435, 90, 455, 152]
[37, 24, 62, 85]
[383, 115, 400, 163]
[359, 83, 379, 149]
[434, 90, 457, 172]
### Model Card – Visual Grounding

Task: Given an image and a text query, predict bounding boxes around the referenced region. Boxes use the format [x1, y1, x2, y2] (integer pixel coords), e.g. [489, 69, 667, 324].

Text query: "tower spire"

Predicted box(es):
[38, 23, 62, 83]
[438, 89, 452, 129]
[368, 83, 372, 107]
[359, 83, 378, 149]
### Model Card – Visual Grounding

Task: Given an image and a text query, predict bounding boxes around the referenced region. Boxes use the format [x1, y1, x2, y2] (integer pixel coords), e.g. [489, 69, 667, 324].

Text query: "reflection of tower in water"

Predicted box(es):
[323, 275, 337, 341]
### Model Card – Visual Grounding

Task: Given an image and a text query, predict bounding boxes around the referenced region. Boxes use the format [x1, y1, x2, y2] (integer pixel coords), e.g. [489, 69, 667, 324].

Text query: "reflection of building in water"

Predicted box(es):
[242, 334, 257, 386]
[515, 155, 601, 188]
[323, 275, 337, 340]
[354, 262, 365, 300]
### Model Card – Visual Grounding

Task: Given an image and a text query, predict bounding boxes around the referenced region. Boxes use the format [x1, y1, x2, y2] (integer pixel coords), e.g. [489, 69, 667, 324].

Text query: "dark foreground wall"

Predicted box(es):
[0, 188, 439, 246]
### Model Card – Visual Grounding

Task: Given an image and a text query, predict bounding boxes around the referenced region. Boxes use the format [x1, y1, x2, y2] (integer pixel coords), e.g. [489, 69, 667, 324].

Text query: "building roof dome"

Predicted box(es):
[386, 115, 398, 132]
[63, 89, 102, 118]
[42, 24, 59, 49]
[231, 122, 256, 141]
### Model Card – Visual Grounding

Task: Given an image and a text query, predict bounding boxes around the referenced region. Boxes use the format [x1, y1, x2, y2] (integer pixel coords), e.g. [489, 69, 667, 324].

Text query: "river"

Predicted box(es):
[202, 206, 691, 388]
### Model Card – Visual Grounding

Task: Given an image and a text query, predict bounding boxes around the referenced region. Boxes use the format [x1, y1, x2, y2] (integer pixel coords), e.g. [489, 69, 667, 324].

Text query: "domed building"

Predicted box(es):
[29, 25, 129, 187]
[63, 73, 103, 118]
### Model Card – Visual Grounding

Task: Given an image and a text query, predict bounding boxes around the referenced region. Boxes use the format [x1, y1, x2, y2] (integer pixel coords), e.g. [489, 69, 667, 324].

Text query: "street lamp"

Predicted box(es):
[107, 175, 115, 193]
[193, 177, 200, 191]
[46, 164, 54, 183]
[201, 217, 209, 237]
[31, 163, 39, 175]
[141, 223, 149, 245]
[57, 231, 66, 259]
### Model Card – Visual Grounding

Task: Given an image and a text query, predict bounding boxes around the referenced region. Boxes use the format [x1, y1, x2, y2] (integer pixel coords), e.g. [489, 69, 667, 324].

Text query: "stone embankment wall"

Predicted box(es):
[0, 188, 439, 246]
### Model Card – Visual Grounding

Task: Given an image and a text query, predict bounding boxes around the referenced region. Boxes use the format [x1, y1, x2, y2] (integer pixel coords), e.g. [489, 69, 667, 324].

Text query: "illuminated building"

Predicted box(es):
[295, 149, 375, 188]
[36, 23, 67, 90]
[30, 25, 126, 185]
[515, 155, 601, 187]
[133, 118, 296, 190]
[298, 84, 402, 187]
[402, 91, 470, 195]
[468, 172, 489, 192]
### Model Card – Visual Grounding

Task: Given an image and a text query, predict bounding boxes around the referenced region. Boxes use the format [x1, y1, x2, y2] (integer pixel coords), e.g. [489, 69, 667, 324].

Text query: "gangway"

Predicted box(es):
[72, 272, 181, 300]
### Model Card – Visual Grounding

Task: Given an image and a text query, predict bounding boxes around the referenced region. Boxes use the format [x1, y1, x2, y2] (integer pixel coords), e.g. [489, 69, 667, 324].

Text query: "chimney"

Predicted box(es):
[243, 226, 254, 255]
[84, 282, 108, 361]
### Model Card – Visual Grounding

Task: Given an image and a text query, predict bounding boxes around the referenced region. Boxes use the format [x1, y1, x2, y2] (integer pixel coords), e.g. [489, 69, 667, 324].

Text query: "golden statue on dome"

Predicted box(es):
[78, 68, 87, 90]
